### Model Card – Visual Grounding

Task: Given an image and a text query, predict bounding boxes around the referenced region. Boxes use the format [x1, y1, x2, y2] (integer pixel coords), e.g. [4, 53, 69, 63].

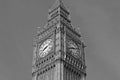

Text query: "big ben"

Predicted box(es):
[32, 0, 87, 80]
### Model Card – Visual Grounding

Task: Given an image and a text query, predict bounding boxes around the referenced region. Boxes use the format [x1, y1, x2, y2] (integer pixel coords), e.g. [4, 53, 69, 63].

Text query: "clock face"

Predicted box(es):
[39, 39, 53, 57]
[68, 40, 80, 57]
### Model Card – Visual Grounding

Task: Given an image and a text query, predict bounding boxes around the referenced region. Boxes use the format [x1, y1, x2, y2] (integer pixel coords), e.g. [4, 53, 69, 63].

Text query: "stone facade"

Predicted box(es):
[32, 0, 86, 80]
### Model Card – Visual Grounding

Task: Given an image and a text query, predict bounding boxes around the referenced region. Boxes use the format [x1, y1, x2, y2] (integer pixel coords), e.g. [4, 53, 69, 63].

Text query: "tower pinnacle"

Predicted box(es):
[49, 0, 68, 13]
[48, 0, 70, 22]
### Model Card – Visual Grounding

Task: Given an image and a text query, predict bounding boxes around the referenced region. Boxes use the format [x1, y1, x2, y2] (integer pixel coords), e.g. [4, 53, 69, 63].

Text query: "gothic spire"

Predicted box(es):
[49, 0, 68, 13]
[48, 0, 70, 25]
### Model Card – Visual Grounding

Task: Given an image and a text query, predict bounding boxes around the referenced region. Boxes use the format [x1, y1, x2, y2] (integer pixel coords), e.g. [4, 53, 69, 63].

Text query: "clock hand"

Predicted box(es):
[69, 47, 78, 49]
[43, 45, 48, 51]
[69, 47, 75, 49]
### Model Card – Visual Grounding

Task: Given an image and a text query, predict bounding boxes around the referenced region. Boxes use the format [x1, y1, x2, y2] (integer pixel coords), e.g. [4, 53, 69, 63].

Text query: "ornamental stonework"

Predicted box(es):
[32, 0, 86, 80]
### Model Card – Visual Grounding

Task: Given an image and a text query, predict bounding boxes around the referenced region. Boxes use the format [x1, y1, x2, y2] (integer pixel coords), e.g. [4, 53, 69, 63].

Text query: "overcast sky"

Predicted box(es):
[0, 0, 120, 80]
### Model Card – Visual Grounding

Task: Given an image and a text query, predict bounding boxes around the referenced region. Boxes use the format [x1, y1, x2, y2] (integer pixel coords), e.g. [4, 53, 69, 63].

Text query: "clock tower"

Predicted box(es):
[32, 0, 87, 80]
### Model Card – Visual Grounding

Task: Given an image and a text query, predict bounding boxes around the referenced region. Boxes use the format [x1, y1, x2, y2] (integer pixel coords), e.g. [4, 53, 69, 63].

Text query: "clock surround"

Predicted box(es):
[67, 37, 82, 59]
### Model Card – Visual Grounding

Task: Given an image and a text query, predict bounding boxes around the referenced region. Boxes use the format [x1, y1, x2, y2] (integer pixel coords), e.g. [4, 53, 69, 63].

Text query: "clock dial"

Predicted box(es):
[39, 39, 53, 57]
[68, 40, 80, 57]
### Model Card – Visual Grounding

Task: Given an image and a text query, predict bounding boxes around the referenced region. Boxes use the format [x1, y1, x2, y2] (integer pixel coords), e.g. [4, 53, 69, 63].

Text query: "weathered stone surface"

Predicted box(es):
[32, 0, 86, 80]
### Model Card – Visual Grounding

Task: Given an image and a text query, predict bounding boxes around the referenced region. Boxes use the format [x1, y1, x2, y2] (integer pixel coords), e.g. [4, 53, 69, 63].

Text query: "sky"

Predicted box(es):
[0, 0, 120, 80]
